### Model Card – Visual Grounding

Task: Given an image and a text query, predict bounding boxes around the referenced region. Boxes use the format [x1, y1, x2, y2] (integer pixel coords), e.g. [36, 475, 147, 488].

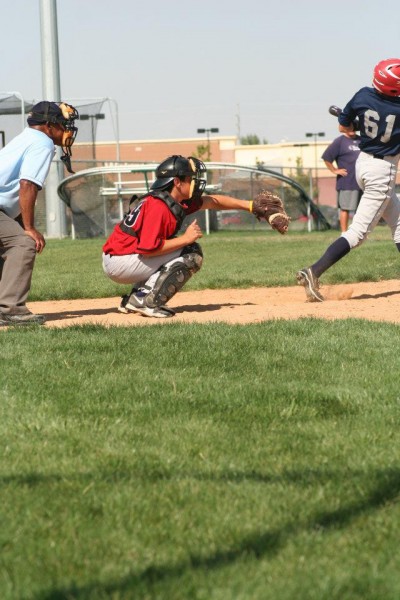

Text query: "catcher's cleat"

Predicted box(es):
[121, 291, 175, 318]
[296, 268, 324, 302]
[0, 311, 46, 326]
[118, 288, 143, 313]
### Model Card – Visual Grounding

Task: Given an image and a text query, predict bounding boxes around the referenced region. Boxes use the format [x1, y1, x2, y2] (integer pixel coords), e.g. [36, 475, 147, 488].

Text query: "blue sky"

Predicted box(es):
[2, 0, 400, 144]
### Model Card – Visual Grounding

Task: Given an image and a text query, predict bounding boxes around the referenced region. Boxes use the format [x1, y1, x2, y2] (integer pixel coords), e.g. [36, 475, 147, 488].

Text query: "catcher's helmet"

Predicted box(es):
[27, 101, 79, 173]
[372, 58, 400, 97]
[151, 155, 207, 199]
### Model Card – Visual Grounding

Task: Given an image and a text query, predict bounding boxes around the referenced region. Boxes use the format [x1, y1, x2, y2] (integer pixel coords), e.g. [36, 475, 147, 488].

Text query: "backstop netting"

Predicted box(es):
[58, 163, 330, 238]
[0, 93, 34, 146]
[0, 94, 107, 147]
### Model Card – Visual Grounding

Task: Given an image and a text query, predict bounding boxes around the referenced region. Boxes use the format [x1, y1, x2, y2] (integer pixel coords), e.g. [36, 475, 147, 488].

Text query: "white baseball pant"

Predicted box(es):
[102, 249, 182, 285]
[342, 151, 400, 248]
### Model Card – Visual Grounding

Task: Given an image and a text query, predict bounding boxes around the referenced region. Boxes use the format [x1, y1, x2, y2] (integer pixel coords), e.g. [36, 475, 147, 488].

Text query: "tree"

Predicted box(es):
[290, 157, 316, 198]
[192, 144, 210, 161]
[240, 134, 268, 145]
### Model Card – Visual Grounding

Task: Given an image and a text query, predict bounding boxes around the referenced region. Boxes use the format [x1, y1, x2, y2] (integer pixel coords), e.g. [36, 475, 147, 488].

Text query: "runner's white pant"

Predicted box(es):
[342, 151, 400, 248]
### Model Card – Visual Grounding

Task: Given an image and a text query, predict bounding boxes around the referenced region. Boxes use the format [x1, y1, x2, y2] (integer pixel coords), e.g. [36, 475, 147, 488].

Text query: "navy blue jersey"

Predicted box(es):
[338, 87, 400, 157]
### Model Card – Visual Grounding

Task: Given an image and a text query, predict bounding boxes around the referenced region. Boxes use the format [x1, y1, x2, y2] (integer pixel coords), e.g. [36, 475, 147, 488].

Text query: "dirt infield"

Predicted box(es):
[25, 279, 400, 327]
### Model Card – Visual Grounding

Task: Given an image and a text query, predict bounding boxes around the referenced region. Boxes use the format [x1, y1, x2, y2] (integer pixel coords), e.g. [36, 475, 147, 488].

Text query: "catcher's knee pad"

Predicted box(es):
[145, 244, 203, 307]
[180, 242, 203, 268]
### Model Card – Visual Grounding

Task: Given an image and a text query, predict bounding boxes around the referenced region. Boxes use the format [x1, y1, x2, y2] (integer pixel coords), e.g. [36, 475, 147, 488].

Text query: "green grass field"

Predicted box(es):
[30, 227, 400, 300]
[2, 229, 400, 599]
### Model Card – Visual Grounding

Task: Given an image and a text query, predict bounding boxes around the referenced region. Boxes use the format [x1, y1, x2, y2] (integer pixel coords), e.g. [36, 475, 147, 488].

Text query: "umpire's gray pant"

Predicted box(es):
[0, 210, 36, 314]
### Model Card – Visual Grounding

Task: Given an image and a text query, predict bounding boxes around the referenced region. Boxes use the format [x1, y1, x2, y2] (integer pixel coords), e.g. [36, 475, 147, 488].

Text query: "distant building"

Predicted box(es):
[73, 135, 329, 173]
[72, 135, 337, 208]
[72, 136, 237, 166]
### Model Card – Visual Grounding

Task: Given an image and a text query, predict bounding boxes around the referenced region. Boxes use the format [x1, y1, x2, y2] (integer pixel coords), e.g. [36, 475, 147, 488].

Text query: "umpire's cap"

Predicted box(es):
[27, 101, 78, 128]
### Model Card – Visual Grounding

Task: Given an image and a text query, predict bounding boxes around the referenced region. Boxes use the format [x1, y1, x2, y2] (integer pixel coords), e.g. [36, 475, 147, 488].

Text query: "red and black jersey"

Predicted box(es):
[103, 193, 202, 256]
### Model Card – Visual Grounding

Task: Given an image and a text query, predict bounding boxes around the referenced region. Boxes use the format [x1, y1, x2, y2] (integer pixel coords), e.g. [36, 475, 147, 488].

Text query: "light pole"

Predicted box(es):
[306, 131, 325, 203]
[79, 113, 105, 160]
[196, 127, 219, 161]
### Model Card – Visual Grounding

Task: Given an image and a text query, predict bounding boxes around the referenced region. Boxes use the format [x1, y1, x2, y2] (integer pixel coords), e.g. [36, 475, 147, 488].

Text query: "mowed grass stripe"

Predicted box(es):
[1, 320, 400, 599]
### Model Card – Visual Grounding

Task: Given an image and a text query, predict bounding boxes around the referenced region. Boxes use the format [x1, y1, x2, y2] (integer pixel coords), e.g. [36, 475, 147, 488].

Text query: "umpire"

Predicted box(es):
[0, 101, 78, 326]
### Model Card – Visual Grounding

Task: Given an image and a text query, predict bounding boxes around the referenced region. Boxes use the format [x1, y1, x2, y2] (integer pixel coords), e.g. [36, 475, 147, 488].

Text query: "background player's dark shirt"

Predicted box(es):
[321, 135, 361, 191]
[338, 87, 400, 157]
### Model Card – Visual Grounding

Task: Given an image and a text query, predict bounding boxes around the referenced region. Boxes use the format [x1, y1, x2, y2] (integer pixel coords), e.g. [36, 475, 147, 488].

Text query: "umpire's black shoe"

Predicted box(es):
[296, 267, 324, 302]
[0, 312, 46, 326]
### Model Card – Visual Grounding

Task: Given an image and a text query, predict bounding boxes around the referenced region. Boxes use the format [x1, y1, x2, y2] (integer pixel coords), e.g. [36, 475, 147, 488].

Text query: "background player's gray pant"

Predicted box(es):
[342, 152, 400, 248]
[0, 211, 37, 314]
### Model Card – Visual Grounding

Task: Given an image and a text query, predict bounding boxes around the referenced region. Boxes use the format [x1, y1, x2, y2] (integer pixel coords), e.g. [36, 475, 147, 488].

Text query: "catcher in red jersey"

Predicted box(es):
[102, 155, 289, 318]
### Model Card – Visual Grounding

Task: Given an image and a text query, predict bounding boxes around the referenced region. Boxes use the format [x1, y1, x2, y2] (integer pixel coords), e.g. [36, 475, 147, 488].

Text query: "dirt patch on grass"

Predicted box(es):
[25, 279, 400, 328]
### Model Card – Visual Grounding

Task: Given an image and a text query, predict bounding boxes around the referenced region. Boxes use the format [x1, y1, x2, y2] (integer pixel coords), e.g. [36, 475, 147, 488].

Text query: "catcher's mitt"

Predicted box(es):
[250, 190, 290, 234]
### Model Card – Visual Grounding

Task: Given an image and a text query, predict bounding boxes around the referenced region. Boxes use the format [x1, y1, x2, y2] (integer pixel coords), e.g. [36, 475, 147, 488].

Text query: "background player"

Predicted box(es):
[102, 155, 287, 318]
[322, 127, 362, 232]
[0, 101, 78, 325]
[297, 58, 400, 301]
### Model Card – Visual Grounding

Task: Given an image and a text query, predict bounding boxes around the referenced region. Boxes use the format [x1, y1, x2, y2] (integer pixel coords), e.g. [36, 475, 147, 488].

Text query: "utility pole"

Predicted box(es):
[236, 104, 241, 141]
[39, 0, 66, 237]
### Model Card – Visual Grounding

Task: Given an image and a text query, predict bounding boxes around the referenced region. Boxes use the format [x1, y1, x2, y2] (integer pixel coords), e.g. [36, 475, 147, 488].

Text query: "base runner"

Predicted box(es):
[297, 58, 400, 302]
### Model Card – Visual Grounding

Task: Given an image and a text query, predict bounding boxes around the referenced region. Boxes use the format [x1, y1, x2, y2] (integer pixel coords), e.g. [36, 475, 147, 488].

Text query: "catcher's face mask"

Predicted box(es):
[188, 157, 207, 200]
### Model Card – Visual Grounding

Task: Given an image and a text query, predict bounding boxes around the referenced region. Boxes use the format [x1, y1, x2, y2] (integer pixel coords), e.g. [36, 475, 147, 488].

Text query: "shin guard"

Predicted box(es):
[144, 244, 203, 307]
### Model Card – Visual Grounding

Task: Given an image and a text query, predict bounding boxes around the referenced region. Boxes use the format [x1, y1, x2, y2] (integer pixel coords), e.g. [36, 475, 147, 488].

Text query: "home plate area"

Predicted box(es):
[24, 280, 400, 328]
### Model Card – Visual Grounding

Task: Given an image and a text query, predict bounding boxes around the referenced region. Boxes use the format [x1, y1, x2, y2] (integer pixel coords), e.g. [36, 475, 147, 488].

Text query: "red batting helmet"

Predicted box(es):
[372, 58, 400, 96]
